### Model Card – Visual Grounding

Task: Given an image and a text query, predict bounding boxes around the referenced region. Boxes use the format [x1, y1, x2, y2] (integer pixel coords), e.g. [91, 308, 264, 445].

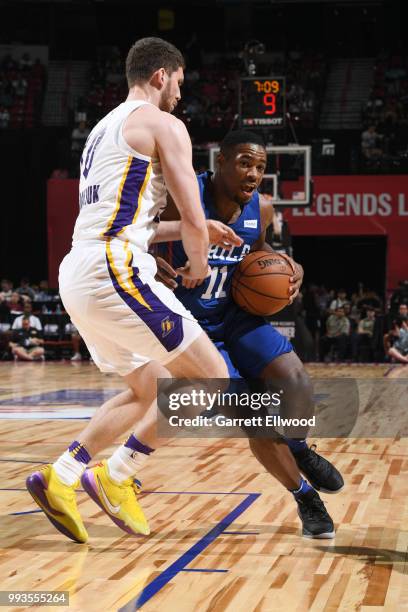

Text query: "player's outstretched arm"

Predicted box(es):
[152, 173, 242, 248]
[153, 218, 243, 248]
[155, 115, 209, 280]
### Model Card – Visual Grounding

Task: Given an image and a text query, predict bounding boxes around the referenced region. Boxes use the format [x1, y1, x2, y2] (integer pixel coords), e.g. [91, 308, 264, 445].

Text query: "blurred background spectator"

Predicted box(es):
[9, 316, 44, 361]
[356, 306, 376, 362]
[16, 277, 35, 301]
[384, 317, 408, 364]
[320, 305, 350, 361]
[12, 302, 42, 331]
[361, 125, 383, 159]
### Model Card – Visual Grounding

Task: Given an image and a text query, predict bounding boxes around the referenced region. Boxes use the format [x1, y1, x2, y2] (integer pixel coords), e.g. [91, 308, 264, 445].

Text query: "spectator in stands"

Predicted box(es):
[361, 125, 383, 159]
[9, 316, 44, 362]
[390, 280, 408, 313]
[343, 302, 358, 359]
[71, 121, 90, 157]
[12, 302, 42, 331]
[316, 285, 330, 313]
[16, 277, 35, 301]
[356, 287, 382, 314]
[356, 307, 376, 362]
[0, 279, 13, 302]
[64, 321, 89, 362]
[7, 292, 24, 315]
[320, 306, 350, 362]
[34, 280, 51, 302]
[328, 289, 348, 313]
[386, 302, 408, 335]
[385, 317, 408, 364]
[398, 303, 408, 320]
[0, 106, 10, 128]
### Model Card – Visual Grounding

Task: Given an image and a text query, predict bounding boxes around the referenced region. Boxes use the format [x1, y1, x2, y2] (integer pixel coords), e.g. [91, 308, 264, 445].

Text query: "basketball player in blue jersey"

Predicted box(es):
[26, 38, 232, 543]
[151, 130, 344, 538]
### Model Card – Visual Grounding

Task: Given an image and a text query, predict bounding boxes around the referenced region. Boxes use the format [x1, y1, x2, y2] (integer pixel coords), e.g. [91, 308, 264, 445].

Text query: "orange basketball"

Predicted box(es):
[231, 251, 293, 316]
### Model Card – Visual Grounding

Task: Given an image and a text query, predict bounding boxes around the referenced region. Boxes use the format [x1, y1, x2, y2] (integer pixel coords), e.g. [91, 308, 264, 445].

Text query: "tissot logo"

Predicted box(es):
[244, 219, 258, 228]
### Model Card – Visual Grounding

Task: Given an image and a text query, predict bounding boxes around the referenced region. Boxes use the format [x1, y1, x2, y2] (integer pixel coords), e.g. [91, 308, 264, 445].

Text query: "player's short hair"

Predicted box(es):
[220, 130, 266, 157]
[126, 37, 185, 87]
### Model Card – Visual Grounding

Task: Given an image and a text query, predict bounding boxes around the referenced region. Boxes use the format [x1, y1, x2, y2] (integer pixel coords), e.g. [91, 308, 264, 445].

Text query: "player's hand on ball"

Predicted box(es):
[155, 257, 178, 290]
[207, 220, 243, 248]
[176, 261, 211, 288]
[279, 254, 304, 303]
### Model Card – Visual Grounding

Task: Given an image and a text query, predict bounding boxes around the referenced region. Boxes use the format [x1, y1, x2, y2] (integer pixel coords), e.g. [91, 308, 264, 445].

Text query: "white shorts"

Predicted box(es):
[59, 239, 202, 376]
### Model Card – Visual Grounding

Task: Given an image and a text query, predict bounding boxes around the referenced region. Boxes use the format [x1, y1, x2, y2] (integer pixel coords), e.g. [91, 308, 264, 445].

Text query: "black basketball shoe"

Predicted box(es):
[295, 489, 335, 539]
[292, 444, 344, 494]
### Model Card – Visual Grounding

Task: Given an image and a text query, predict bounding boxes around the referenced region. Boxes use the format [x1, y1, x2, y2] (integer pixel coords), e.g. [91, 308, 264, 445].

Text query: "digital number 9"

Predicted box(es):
[263, 93, 276, 115]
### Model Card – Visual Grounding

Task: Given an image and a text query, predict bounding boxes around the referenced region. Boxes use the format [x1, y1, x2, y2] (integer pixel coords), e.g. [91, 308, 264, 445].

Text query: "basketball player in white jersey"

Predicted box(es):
[26, 38, 231, 543]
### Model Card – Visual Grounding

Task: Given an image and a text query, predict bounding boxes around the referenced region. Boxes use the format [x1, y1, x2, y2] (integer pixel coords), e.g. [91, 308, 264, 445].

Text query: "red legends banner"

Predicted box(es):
[283, 175, 408, 291]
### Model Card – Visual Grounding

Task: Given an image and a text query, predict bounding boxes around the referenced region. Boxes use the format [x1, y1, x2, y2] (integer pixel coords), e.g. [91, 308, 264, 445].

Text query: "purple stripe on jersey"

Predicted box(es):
[104, 157, 149, 237]
[106, 255, 184, 352]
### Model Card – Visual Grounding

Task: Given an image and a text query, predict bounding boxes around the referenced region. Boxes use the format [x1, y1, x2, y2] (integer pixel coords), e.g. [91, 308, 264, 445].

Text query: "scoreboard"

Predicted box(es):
[239, 77, 286, 128]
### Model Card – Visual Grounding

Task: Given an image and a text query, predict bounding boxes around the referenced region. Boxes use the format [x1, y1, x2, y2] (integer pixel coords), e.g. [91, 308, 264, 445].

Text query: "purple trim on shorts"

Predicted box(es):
[106, 255, 184, 352]
[104, 157, 150, 237]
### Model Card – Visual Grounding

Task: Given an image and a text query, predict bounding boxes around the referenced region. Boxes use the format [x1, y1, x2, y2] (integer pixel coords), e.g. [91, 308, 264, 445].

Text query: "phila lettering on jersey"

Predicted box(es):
[73, 100, 167, 254]
[158, 171, 261, 328]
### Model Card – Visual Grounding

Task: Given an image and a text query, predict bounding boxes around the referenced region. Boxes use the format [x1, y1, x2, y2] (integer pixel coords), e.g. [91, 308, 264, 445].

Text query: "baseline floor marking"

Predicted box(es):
[119, 492, 260, 611]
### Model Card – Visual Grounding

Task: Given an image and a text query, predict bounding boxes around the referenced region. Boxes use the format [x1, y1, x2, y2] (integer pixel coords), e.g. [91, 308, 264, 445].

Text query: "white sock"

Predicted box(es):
[53, 451, 87, 486]
[107, 445, 150, 484]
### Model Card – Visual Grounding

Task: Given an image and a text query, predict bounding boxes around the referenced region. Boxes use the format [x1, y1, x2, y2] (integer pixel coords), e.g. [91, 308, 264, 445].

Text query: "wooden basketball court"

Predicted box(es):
[1, 362, 407, 611]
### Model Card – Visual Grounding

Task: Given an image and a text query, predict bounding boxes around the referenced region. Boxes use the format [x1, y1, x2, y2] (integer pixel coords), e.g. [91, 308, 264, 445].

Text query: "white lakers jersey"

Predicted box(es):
[72, 100, 167, 252]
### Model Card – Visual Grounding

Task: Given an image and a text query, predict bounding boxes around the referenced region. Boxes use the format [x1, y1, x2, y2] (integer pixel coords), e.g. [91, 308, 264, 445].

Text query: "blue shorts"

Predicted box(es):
[205, 305, 293, 378]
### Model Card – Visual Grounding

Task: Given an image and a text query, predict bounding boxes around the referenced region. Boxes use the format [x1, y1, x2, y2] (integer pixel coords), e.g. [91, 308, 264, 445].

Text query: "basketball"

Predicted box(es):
[231, 250, 293, 316]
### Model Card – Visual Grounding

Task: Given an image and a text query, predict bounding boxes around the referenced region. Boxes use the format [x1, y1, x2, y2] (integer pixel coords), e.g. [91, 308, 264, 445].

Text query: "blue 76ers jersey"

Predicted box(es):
[160, 171, 261, 337]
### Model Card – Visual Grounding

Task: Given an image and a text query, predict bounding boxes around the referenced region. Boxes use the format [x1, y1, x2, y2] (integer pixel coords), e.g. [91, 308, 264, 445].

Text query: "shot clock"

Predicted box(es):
[239, 77, 286, 128]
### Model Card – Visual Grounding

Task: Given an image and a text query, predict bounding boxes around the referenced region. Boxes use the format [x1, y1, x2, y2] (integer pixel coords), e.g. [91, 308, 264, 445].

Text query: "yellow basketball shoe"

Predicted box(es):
[81, 461, 150, 536]
[26, 464, 88, 543]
